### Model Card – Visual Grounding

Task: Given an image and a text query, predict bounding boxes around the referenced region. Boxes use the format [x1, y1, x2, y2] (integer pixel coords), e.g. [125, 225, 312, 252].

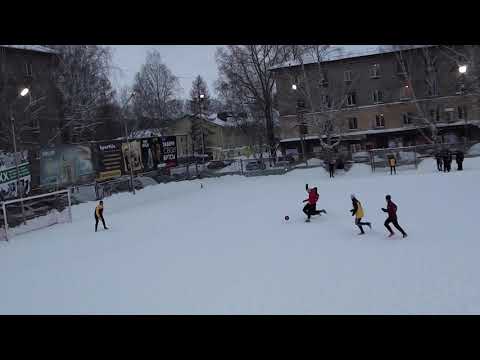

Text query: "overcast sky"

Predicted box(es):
[110, 45, 377, 99]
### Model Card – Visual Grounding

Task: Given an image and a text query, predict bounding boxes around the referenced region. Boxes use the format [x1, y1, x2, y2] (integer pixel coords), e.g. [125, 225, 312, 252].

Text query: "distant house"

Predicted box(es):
[0, 45, 62, 187]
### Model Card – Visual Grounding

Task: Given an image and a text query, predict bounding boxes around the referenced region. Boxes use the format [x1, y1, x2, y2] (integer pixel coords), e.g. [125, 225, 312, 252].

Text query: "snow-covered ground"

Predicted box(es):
[0, 157, 479, 314]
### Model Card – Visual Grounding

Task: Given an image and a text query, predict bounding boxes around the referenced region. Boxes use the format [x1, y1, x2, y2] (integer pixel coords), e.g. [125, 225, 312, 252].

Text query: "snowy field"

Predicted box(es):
[0, 157, 479, 314]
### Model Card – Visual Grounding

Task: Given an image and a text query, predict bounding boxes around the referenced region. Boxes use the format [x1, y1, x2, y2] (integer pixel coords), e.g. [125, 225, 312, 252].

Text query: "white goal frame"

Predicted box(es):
[1, 189, 72, 242]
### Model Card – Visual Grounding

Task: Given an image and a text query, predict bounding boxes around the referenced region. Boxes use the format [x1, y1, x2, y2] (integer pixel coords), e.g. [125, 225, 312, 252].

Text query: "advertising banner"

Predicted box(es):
[122, 140, 143, 173]
[161, 136, 177, 167]
[140, 137, 161, 172]
[40, 145, 94, 187]
[91, 140, 125, 181]
[0, 162, 31, 200]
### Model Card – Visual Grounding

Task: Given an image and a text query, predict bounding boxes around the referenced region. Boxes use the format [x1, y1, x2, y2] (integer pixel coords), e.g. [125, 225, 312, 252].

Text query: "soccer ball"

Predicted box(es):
[285, 215, 289, 221]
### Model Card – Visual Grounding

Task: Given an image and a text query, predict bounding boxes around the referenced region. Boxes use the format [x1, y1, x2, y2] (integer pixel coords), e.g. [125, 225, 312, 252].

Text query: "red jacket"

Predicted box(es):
[386, 201, 397, 218]
[306, 189, 319, 205]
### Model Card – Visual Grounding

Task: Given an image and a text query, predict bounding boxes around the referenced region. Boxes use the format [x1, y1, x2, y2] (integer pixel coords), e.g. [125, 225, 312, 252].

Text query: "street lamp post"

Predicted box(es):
[199, 94, 205, 166]
[10, 87, 30, 224]
[122, 91, 136, 195]
[459, 65, 469, 145]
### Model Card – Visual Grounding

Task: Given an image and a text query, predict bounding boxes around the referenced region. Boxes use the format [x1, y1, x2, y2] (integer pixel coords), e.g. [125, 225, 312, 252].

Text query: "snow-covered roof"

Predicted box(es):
[270, 45, 435, 71]
[0, 45, 58, 54]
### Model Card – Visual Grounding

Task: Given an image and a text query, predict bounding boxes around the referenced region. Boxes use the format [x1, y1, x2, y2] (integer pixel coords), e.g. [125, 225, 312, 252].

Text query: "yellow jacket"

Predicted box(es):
[355, 201, 364, 219]
[95, 205, 103, 218]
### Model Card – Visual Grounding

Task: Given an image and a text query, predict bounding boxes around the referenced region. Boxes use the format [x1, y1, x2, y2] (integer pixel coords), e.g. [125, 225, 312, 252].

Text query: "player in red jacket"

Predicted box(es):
[382, 195, 407, 238]
[302, 184, 327, 222]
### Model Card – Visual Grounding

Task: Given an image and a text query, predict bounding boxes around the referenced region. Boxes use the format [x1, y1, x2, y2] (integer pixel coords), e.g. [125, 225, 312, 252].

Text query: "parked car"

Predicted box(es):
[277, 155, 295, 164]
[207, 160, 227, 170]
[245, 160, 266, 171]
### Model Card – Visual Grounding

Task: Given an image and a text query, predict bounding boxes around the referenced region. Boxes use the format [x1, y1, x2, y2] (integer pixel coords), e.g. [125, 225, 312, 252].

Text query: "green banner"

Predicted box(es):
[0, 163, 30, 185]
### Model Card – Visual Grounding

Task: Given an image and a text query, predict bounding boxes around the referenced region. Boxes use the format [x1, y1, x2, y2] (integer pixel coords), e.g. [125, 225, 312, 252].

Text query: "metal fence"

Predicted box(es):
[367, 141, 480, 172]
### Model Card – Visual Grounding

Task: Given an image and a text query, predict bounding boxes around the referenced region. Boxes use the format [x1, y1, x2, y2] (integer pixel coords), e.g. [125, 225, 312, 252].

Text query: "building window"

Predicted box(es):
[429, 108, 440, 122]
[456, 82, 466, 94]
[458, 105, 468, 120]
[375, 114, 385, 128]
[344, 70, 352, 82]
[348, 117, 358, 130]
[296, 99, 306, 109]
[319, 73, 329, 87]
[403, 112, 414, 125]
[299, 123, 308, 135]
[372, 89, 384, 103]
[444, 108, 454, 123]
[370, 64, 381, 78]
[427, 78, 439, 97]
[346, 92, 356, 106]
[396, 60, 408, 75]
[25, 62, 33, 77]
[321, 95, 331, 108]
[351, 143, 362, 153]
[400, 85, 412, 100]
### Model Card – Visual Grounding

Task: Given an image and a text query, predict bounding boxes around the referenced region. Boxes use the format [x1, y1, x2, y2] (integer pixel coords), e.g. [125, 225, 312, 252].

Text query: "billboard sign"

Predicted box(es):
[0, 162, 31, 200]
[40, 145, 95, 187]
[161, 136, 177, 167]
[92, 140, 125, 181]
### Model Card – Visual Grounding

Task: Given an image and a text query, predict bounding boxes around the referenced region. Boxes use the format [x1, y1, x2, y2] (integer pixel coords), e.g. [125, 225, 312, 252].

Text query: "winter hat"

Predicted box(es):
[386, 195, 391, 200]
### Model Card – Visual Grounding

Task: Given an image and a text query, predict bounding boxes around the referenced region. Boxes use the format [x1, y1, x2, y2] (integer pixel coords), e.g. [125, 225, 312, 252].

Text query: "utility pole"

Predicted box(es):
[122, 91, 137, 195]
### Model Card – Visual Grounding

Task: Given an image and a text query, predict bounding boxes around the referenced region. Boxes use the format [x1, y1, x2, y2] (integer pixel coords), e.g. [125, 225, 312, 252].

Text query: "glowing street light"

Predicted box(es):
[291, 84, 297, 90]
[20, 87, 29, 97]
[459, 65, 467, 74]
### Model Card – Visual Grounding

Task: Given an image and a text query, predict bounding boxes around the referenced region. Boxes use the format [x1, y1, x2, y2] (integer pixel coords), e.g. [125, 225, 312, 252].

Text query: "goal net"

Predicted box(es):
[0, 189, 72, 241]
[369, 146, 421, 173]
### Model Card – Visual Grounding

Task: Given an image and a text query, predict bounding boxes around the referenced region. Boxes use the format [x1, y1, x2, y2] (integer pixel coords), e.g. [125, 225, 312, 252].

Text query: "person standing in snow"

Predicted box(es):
[442, 150, 450, 172]
[455, 150, 464, 171]
[388, 155, 397, 175]
[350, 194, 372, 235]
[435, 152, 443, 171]
[302, 184, 326, 222]
[328, 158, 336, 178]
[381, 195, 407, 238]
[94, 200, 108, 232]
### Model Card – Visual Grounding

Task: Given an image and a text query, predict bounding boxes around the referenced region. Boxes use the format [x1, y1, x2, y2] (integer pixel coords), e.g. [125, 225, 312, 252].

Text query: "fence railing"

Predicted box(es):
[367, 141, 480, 172]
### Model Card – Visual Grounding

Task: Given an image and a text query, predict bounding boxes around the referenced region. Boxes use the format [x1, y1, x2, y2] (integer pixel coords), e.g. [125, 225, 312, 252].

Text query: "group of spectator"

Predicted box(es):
[435, 149, 464, 172]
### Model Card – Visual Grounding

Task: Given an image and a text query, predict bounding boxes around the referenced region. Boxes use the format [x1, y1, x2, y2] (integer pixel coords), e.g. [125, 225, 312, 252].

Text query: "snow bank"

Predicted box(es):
[468, 143, 480, 156]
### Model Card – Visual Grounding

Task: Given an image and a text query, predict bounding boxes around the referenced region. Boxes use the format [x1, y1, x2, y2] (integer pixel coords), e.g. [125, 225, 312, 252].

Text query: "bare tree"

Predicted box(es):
[48, 45, 115, 144]
[216, 45, 289, 158]
[131, 50, 182, 131]
[281, 45, 358, 156]
[187, 75, 211, 115]
[215, 75, 269, 159]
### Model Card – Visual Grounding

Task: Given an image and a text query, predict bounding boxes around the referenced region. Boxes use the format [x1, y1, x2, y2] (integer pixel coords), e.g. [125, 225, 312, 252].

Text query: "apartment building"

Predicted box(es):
[271, 45, 480, 156]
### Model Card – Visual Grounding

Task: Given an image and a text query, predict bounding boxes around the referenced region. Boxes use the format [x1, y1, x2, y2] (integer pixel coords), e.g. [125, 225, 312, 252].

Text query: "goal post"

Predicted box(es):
[0, 189, 72, 241]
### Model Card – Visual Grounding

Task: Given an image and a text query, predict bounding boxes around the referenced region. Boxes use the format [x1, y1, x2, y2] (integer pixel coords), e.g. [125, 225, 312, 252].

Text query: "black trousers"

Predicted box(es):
[303, 204, 324, 219]
[355, 217, 370, 233]
[457, 160, 463, 171]
[329, 165, 335, 178]
[390, 166, 396, 175]
[436, 159, 443, 171]
[95, 215, 107, 232]
[384, 217, 406, 236]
